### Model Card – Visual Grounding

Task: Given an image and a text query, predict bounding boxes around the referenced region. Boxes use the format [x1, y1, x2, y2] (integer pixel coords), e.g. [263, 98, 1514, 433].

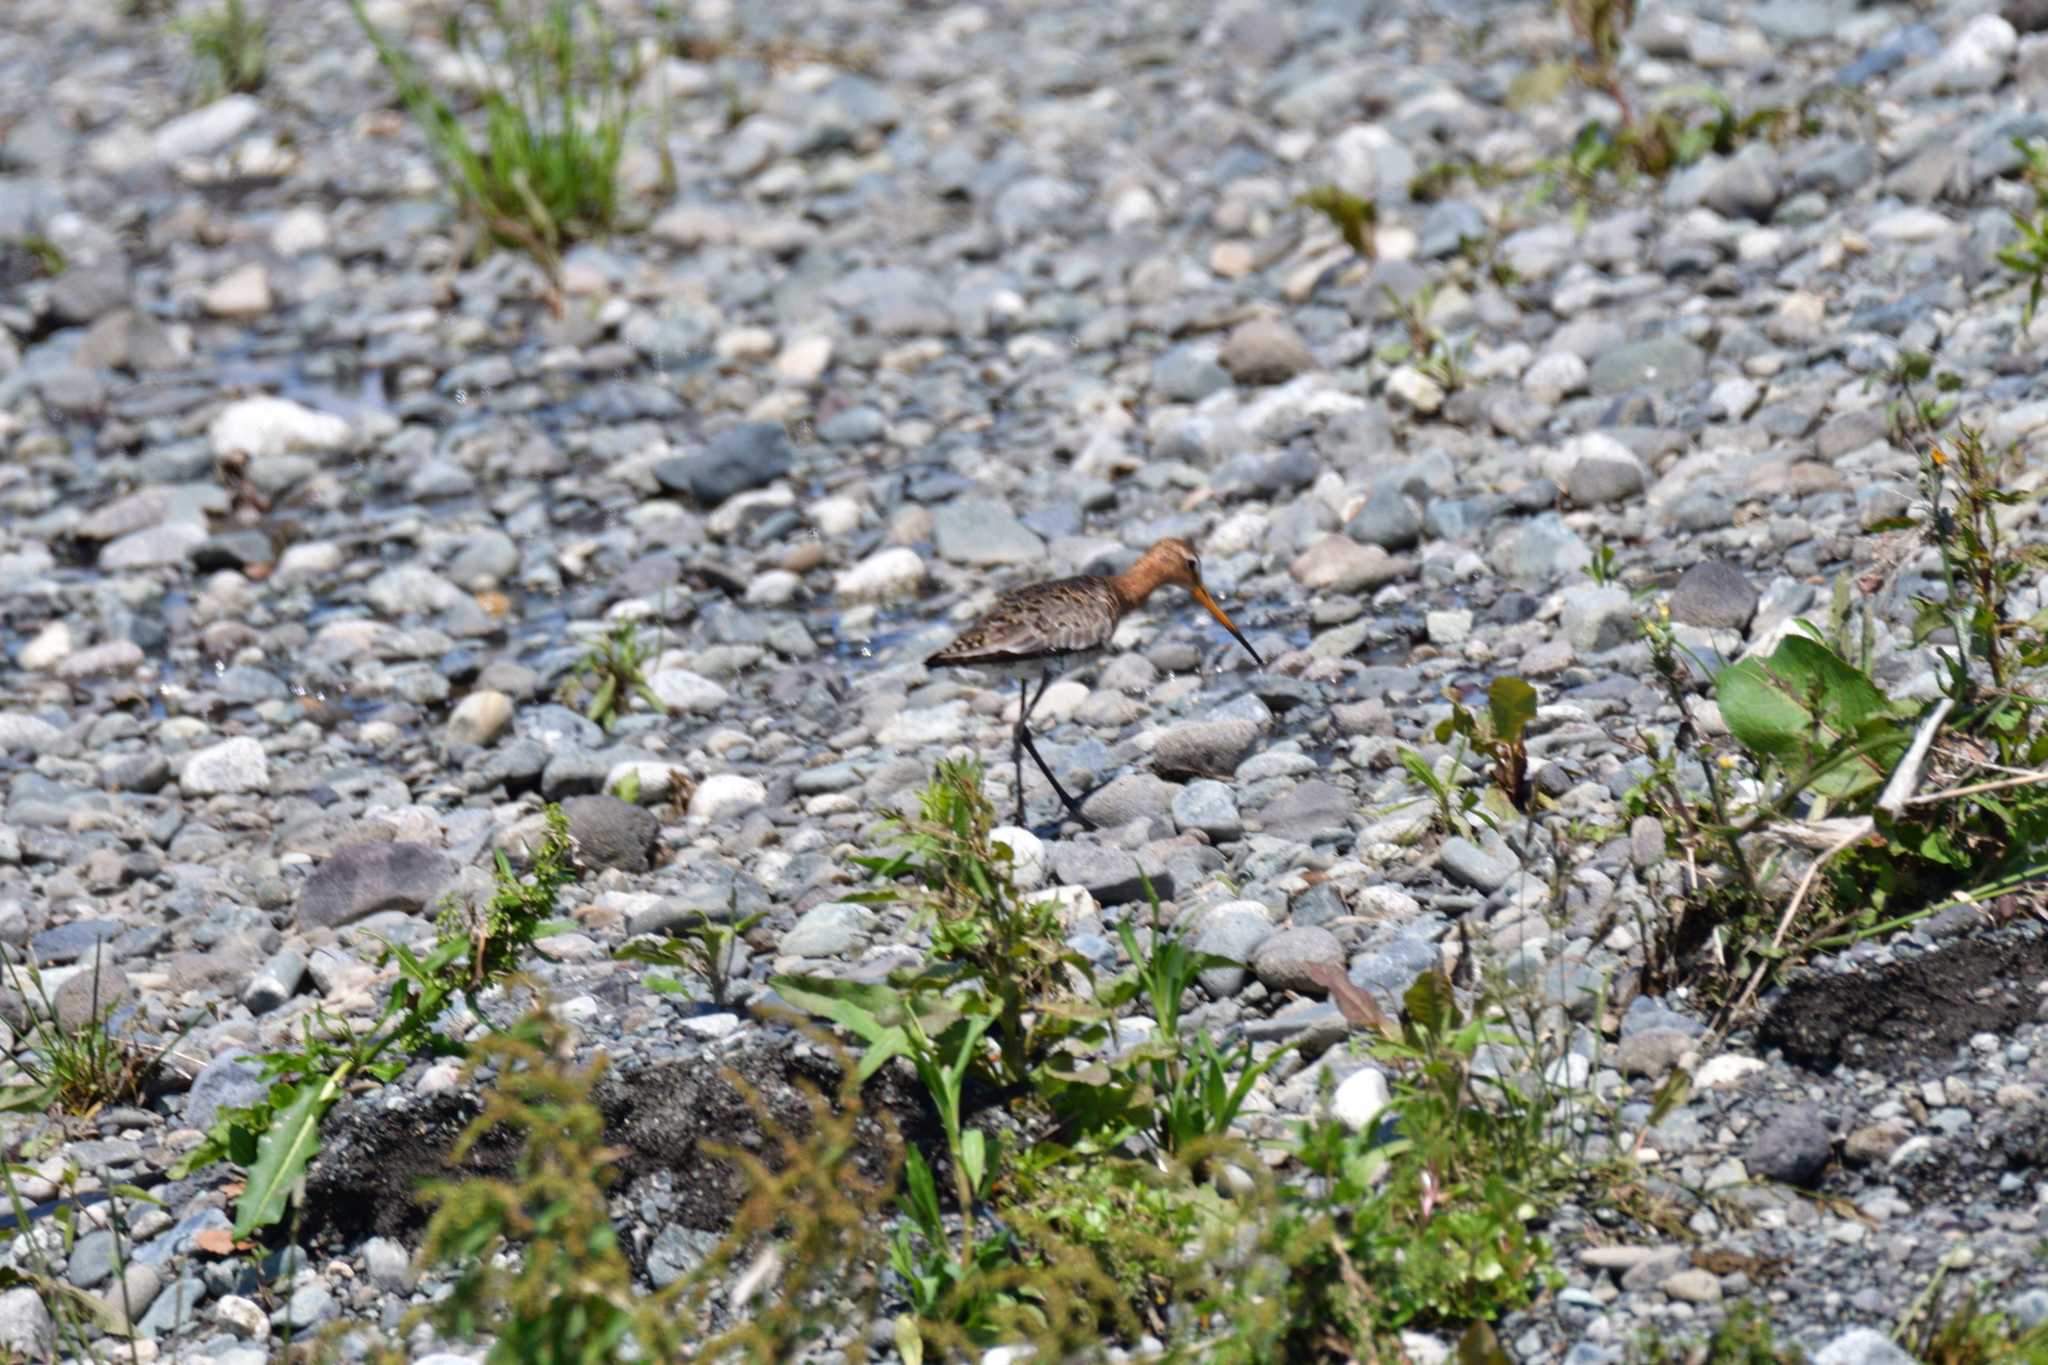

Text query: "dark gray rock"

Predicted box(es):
[1249, 780, 1352, 838]
[1747, 1104, 1834, 1185]
[1152, 719, 1262, 777]
[561, 794, 660, 873]
[184, 1049, 269, 1132]
[1669, 560, 1760, 632]
[1220, 318, 1318, 384]
[1589, 336, 1707, 397]
[1079, 772, 1178, 828]
[296, 842, 457, 930]
[1438, 836, 1518, 893]
[1345, 483, 1423, 551]
[1047, 842, 1175, 905]
[655, 423, 795, 507]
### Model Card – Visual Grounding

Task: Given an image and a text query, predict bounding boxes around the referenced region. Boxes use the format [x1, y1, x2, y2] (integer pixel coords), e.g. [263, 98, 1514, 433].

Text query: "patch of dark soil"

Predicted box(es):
[294, 1033, 936, 1261]
[594, 1038, 937, 1236]
[1757, 931, 2048, 1075]
[299, 1089, 510, 1246]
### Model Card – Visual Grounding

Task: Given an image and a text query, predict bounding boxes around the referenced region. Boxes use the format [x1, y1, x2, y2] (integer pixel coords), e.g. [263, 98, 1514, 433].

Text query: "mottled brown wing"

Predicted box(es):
[927, 578, 1119, 665]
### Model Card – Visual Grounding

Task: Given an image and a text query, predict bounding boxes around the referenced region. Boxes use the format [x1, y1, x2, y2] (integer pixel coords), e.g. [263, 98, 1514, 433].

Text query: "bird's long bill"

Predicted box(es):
[1191, 583, 1263, 667]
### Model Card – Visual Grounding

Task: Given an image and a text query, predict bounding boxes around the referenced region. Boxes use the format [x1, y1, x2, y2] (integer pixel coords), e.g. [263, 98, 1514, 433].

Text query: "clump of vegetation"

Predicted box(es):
[178, 0, 268, 97]
[1628, 423, 2048, 1016]
[0, 949, 179, 1119]
[1380, 281, 1470, 395]
[1635, 1300, 1801, 1363]
[1394, 677, 1537, 839]
[616, 904, 764, 1009]
[1214, 972, 1580, 1360]
[0, 234, 65, 290]
[348, 0, 634, 280]
[565, 619, 667, 731]
[174, 806, 579, 1236]
[1998, 138, 2048, 336]
[1297, 185, 1378, 260]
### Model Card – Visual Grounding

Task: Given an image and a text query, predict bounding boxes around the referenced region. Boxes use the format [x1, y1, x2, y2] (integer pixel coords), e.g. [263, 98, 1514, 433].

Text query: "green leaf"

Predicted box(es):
[894, 1314, 925, 1365]
[1486, 677, 1538, 744]
[1715, 636, 1912, 798]
[959, 1128, 987, 1199]
[233, 1069, 345, 1238]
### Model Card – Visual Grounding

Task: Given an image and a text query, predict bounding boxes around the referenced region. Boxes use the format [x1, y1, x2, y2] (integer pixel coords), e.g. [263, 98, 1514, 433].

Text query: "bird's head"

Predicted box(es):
[1129, 537, 1263, 668]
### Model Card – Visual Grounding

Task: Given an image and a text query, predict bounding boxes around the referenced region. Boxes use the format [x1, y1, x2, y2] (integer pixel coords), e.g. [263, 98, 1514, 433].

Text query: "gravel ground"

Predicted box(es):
[6, 0, 2048, 1359]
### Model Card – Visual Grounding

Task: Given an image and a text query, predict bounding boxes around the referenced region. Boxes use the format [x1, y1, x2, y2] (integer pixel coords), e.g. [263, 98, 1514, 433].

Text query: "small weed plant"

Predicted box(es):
[1297, 185, 1379, 260]
[1217, 972, 1582, 1361]
[1998, 138, 2048, 336]
[348, 0, 634, 279]
[617, 905, 764, 1010]
[1633, 1300, 1800, 1363]
[566, 619, 667, 731]
[0, 949, 182, 1119]
[376, 1014, 896, 1364]
[178, 0, 267, 97]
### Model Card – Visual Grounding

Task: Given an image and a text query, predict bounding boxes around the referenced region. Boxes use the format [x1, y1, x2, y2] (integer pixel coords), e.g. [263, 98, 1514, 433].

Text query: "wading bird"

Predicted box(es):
[926, 537, 1263, 826]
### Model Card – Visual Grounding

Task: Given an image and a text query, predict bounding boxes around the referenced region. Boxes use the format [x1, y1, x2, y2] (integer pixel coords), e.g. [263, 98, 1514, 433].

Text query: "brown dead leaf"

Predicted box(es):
[192, 1226, 238, 1257]
[1302, 961, 1393, 1037]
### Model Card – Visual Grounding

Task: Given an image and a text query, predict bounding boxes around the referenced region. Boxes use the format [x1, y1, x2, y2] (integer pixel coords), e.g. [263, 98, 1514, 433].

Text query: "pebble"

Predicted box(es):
[180, 737, 270, 795]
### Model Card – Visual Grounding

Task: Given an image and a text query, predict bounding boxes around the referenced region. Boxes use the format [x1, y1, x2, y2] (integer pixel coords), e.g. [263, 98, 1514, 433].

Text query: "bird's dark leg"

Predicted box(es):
[1014, 668, 1091, 828]
[1013, 677, 1029, 826]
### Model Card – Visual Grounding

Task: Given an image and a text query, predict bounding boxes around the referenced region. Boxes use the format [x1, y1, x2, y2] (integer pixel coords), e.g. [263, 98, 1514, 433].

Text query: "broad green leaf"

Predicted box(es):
[1487, 676, 1538, 744]
[895, 1314, 925, 1365]
[233, 1070, 343, 1238]
[1715, 636, 1912, 798]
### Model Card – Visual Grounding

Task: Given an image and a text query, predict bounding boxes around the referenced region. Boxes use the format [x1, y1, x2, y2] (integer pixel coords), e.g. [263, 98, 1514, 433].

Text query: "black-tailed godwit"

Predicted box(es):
[926, 536, 1262, 826]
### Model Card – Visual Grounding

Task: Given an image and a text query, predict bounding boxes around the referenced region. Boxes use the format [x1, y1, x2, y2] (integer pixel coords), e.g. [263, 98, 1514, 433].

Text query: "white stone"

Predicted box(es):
[1694, 1053, 1766, 1090]
[210, 396, 351, 461]
[1331, 1066, 1392, 1133]
[878, 701, 971, 745]
[690, 773, 767, 822]
[646, 668, 730, 715]
[1522, 350, 1589, 404]
[0, 1287, 54, 1360]
[1867, 208, 1954, 245]
[19, 621, 71, 670]
[152, 94, 262, 160]
[203, 262, 273, 318]
[714, 326, 776, 362]
[743, 570, 802, 607]
[990, 825, 1046, 889]
[1384, 364, 1444, 413]
[834, 546, 925, 602]
[274, 541, 343, 581]
[211, 1294, 269, 1341]
[604, 761, 685, 803]
[810, 494, 863, 536]
[1711, 376, 1761, 419]
[446, 690, 513, 746]
[270, 206, 331, 255]
[776, 334, 834, 383]
[182, 737, 269, 795]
